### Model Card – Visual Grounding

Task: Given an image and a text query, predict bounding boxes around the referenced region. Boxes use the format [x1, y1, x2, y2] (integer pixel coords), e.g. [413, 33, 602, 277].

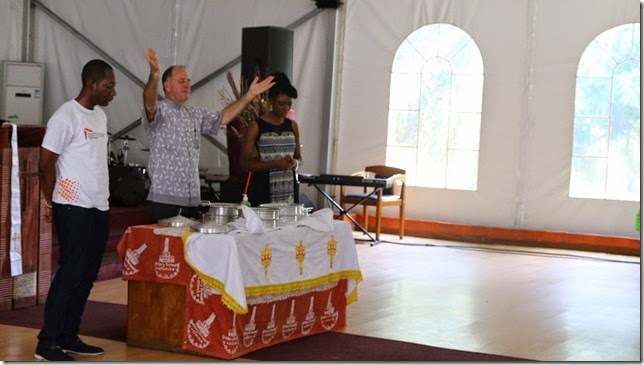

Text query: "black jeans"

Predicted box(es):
[37, 204, 109, 346]
[147, 201, 199, 224]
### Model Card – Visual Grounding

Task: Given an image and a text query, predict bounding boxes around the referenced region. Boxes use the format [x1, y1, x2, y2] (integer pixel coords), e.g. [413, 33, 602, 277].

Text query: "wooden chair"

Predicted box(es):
[340, 165, 405, 240]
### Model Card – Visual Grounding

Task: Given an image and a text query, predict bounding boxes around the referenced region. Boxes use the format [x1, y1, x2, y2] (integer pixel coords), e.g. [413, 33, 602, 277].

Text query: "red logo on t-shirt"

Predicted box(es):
[83, 128, 102, 140]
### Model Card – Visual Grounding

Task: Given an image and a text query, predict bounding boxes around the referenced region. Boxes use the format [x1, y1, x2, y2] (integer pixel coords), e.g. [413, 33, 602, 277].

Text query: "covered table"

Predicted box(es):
[117, 214, 362, 359]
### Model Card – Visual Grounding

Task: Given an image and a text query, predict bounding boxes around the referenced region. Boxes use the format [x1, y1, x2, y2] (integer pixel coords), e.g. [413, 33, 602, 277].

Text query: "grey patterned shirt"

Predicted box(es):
[142, 99, 222, 206]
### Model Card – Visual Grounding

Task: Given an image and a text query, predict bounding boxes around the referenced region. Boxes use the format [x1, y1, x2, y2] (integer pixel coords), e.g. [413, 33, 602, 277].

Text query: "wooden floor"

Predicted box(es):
[1, 233, 640, 362]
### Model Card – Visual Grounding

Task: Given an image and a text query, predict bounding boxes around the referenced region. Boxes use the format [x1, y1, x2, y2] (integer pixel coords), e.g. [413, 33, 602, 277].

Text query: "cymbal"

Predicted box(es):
[117, 135, 137, 141]
[141, 148, 150, 152]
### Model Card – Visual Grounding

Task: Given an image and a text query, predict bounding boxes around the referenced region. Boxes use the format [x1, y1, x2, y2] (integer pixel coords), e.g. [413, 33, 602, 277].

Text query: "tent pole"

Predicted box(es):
[21, 0, 35, 62]
[324, 1, 347, 206]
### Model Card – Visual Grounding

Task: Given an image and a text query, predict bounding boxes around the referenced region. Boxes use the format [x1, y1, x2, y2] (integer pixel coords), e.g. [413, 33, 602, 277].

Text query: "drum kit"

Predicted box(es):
[108, 134, 150, 207]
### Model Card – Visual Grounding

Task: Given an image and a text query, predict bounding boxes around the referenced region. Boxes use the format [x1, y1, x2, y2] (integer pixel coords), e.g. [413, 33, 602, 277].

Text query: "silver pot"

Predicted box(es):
[261, 219, 280, 229]
[249, 207, 280, 220]
[260, 203, 308, 216]
[279, 214, 308, 224]
[206, 203, 239, 224]
[238, 207, 281, 228]
[191, 222, 229, 234]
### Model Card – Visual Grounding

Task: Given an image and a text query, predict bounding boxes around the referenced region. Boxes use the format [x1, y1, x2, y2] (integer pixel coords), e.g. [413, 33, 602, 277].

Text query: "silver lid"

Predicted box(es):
[159, 214, 197, 227]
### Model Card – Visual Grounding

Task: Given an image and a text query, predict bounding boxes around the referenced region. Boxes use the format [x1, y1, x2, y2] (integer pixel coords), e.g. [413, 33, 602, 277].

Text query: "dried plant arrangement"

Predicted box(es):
[219, 71, 270, 139]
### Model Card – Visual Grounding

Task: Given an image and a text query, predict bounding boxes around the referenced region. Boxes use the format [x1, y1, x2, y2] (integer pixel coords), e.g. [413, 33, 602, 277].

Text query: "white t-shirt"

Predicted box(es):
[42, 99, 109, 210]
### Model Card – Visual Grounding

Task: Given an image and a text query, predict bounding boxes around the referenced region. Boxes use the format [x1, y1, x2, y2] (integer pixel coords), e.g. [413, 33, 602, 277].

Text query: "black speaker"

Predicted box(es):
[241, 26, 293, 87]
[314, 0, 341, 8]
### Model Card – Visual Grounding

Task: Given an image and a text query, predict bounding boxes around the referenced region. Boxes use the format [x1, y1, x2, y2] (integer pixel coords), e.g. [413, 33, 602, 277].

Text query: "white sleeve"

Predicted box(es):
[42, 115, 74, 155]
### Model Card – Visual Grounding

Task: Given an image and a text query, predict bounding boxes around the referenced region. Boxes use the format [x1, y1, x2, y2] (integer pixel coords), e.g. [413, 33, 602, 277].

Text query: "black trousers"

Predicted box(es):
[37, 204, 109, 346]
[147, 201, 200, 224]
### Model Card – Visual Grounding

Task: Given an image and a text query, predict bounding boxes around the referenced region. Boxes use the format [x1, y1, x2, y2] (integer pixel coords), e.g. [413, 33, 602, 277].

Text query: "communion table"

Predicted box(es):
[117, 218, 362, 359]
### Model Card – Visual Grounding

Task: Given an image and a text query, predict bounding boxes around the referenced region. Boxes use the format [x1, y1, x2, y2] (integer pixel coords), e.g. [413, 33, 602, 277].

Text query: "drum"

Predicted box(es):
[109, 164, 149, 207]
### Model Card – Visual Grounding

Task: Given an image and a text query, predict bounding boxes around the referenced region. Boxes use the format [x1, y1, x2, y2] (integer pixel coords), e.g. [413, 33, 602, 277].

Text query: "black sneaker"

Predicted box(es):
[59, 337, 104, 356]
[34, 344, 76, 361]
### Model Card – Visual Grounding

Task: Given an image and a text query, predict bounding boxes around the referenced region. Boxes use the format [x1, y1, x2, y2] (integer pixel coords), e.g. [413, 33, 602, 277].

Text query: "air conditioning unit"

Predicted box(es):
[0, 61, 45, 124]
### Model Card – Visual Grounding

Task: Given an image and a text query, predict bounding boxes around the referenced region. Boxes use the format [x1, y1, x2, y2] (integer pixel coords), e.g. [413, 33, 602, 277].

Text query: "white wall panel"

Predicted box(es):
[337, 0, 639, 237]
[338, 0, 529, 228]
[0, 0, 638, 237]
[25, 0, 326, 171]
[519, 0, 640, 235]
[0, 0, 24, 62]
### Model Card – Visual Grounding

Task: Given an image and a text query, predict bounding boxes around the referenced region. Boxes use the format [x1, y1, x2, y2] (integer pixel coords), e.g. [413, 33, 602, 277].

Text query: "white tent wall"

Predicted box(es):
[520, 0, 639, 235]
[1, 0, 24, 62]
[335, 0, 640, 238]
[2, 0, 331, 202]
[2, 0, 639, 239]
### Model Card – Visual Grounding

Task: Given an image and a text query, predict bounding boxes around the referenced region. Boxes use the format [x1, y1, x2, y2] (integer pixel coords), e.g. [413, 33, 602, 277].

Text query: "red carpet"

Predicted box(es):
[0, 301, 531, 361]
[0, 301, 126, 342]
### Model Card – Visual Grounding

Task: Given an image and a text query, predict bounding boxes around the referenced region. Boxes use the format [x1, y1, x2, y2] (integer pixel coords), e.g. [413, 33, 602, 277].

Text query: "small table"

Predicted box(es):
[117, 220, 362, 359]
[298, 173, 393, 244]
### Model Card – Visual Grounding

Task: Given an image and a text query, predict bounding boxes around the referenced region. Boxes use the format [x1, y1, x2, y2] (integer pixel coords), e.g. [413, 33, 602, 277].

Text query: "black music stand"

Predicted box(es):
[299, 174, 391, 246]
[200, 173, 229, 202]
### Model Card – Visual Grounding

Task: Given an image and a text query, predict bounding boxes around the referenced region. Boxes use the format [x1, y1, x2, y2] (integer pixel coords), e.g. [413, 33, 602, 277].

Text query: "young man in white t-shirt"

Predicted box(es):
[35, 59, 116, 362]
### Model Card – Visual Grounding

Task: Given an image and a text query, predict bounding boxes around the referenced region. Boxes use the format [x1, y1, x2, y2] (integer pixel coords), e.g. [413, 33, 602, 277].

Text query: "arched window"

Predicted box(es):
[386, 23, 484, 190]
[570, 23, 640, 201]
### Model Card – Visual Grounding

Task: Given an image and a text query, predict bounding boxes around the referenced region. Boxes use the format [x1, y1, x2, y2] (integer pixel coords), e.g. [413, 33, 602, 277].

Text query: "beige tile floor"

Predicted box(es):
[0, 233, 640, 362]
[346, 234, 640, 361]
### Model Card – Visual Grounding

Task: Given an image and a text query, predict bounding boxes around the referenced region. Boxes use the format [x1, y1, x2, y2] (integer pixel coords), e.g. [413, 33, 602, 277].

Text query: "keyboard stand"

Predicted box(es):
[306, 183, 383, 246]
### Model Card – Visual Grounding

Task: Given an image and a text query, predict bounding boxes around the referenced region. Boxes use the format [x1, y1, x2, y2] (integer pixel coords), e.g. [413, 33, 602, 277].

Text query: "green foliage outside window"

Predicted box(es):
[387, 24, 483, 190]
[571, 23, 640, 201]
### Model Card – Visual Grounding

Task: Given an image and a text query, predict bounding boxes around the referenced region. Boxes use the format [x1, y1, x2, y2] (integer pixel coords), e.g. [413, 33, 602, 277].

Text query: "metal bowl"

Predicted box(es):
[191, 222, 229, 234]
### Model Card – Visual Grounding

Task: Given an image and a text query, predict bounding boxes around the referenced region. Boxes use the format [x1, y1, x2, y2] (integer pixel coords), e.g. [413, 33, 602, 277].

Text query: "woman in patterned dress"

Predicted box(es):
[240, 72, 302, 206]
